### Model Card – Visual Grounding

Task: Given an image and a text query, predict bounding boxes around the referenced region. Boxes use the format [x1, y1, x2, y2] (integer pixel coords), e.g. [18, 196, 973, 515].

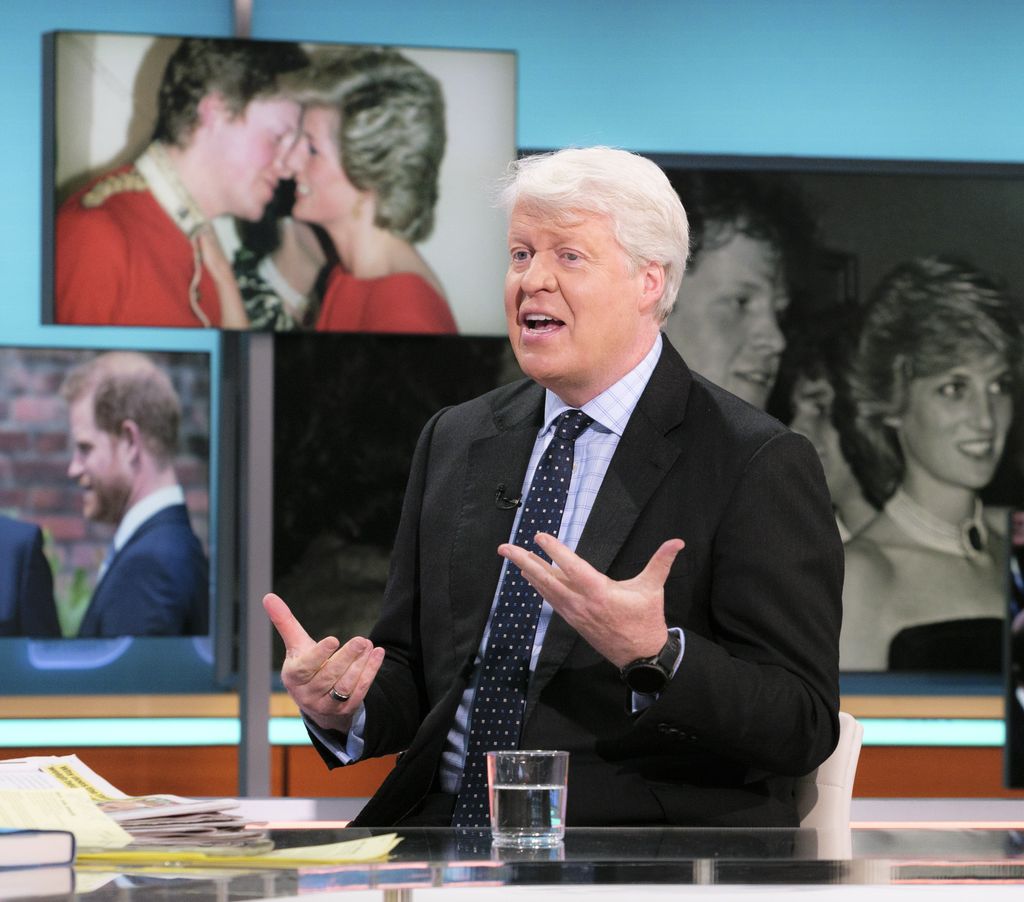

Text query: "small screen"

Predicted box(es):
[0, 344, 219, 692]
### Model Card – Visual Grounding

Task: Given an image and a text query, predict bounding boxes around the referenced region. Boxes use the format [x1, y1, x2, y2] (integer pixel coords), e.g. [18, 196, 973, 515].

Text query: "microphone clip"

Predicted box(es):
[494, 483, 522, 510]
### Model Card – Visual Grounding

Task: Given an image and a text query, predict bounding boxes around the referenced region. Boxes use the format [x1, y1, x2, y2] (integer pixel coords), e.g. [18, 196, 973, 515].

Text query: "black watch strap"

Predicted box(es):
[620, 631, 681, 695]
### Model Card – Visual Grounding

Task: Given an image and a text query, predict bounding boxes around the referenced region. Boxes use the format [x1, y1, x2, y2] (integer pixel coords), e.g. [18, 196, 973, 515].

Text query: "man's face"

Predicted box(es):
[67, 397, 132, 525]
[210, 96, 303, 221]
[664, 226, 788, 409]
[504, 205, 662, 407]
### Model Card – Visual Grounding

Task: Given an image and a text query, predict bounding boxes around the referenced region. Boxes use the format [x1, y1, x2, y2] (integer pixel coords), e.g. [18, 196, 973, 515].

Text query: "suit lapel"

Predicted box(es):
[448, 383, 545, 665]
[78, 505, 187, 634]
[525, 338, 693, 715]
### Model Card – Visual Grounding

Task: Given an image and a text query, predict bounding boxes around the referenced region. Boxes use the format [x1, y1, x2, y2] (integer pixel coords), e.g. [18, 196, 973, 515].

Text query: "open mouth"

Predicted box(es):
[958, 439, 995, 458]
[734, 369, 774, 388]
[523, 313, 564, 333]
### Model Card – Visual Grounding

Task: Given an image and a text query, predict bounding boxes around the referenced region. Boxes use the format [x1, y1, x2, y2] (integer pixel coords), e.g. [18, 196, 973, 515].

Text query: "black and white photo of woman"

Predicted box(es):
[838, 256, 1023, 671]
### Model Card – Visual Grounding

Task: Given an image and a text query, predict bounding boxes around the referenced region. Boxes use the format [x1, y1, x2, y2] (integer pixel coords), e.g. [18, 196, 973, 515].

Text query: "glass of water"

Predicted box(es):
[486, 749, 569, 847]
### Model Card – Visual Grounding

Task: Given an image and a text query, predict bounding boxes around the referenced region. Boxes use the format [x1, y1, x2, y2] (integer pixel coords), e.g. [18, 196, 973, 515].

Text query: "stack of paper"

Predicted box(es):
[0, 754, 266, 851]
[0, 755, 403, 877]
[99, 794, 270, 849]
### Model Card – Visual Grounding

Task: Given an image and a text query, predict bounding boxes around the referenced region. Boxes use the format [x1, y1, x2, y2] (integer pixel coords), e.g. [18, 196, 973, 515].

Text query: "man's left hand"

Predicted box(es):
[498, 533, 684, 668]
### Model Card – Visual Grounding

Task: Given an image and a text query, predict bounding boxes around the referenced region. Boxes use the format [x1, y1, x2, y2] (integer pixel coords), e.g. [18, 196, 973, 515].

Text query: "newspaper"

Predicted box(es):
[0, 787, 131, 850]
[0, 755, 268, 850]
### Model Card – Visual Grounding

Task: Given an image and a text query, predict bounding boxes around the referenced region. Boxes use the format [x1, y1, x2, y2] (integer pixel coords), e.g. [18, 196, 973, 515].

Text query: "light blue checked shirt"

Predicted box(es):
[316, 335, 682, 783]
[492, 334, 666, 679]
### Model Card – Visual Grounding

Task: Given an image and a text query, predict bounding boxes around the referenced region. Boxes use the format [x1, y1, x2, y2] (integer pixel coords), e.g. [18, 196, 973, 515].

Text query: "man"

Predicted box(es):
[62, 352, 208, 637]
[55, 38, 307, 328]
[0, 515, 61, 637]
[266, 147, 842, 827]
[662, 171, 816, 410]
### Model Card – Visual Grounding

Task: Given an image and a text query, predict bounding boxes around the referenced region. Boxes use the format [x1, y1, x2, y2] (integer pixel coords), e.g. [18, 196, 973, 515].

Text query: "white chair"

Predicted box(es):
[795, 711, 864, 858]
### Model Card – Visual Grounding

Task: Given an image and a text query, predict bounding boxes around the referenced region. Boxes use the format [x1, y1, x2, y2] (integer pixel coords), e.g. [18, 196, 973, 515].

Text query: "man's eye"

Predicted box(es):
[563, 252, 580, 262]
[511, 249, 530, 263]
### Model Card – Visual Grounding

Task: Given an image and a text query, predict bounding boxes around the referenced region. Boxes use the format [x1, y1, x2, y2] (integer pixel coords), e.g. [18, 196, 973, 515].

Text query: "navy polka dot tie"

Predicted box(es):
[452, 408, 592, 827]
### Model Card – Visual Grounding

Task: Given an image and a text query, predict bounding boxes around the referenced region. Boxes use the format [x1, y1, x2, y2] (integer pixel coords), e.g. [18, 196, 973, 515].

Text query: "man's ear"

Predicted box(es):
[197, 92, 230, 130]
[638, 261, 666, 317]
[118, 419, 144, 464]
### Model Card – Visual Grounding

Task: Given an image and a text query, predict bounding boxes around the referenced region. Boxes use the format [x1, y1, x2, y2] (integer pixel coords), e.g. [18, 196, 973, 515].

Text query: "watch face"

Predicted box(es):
[626, 663, 667, 694]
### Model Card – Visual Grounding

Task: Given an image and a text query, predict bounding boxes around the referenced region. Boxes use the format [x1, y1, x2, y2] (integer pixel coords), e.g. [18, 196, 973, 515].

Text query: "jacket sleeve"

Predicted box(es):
[357, 408, 448, 758]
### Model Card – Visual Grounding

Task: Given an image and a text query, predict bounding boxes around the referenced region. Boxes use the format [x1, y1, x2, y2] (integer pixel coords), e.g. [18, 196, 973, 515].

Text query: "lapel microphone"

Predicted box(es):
[494, 483, 522, 509]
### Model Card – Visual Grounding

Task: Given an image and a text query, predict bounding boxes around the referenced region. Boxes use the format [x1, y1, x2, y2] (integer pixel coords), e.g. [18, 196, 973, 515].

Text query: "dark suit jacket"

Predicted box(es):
[336, 339, 843, 828]
[77, 504, 209, 637]
[0, 516, 60, 637]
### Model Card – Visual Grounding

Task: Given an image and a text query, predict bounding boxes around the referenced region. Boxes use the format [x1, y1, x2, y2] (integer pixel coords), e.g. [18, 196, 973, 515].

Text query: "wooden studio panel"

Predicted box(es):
[0, 745, 278, 797]
[1, 744, 1023, 800]
[855, 746, 1024, 799]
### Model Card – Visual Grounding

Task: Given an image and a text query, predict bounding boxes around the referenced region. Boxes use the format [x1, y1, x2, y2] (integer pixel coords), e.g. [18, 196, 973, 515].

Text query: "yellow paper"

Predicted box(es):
[76, 832, 402, 868]
[0, 788, 133, 849]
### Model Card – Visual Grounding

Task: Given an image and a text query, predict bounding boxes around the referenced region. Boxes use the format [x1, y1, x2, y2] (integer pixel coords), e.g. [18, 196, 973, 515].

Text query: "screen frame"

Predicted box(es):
[42, 30, 517, 336]
[518, 145, 1024, 700]
[0, 340, 229, 694]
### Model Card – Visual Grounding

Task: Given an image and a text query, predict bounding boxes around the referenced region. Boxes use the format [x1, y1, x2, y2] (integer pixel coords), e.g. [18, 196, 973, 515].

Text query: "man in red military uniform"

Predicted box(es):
[55, 38, 307, 329]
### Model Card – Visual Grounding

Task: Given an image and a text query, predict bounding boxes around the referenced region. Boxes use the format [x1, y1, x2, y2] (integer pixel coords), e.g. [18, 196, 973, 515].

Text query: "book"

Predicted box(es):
[0, 827, 75, 868]
[0, 864, 73, 900]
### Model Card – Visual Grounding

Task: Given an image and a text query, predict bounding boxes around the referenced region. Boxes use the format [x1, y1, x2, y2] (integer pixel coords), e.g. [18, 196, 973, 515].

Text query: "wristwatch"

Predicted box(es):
[620, 631, 681, 695]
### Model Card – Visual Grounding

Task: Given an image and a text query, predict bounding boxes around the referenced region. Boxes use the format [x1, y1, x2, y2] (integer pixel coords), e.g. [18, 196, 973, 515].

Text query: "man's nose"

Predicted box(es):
[520, 254, 556, 294]
[749, 306, 786, 354]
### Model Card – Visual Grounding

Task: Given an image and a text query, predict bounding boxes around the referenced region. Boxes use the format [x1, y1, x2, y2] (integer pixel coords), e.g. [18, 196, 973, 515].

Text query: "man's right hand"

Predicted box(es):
[263, 592, 385, 733]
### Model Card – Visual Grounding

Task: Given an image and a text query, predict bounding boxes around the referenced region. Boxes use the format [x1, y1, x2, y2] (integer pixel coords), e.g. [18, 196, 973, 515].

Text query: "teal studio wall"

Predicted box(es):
[6, 0, 1023, 348]
[6, 0, 1024, 346]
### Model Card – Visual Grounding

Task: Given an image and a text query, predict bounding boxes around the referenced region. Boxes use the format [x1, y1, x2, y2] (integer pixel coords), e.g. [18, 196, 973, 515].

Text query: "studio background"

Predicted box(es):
[3, 0, 1024, 797]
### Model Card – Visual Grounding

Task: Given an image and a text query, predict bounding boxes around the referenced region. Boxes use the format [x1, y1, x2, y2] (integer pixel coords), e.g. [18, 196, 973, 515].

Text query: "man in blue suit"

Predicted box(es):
[61, 352, 208, 637]
[0, 515, 61, 636]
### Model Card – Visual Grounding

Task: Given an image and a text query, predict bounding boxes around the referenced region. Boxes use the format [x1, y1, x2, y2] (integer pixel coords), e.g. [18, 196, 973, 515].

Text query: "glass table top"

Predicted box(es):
[24, 825, 1024, 901]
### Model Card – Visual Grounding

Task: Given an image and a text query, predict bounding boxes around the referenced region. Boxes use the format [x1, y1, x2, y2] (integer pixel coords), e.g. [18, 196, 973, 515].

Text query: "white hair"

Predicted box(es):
[498, 147, 689, 321]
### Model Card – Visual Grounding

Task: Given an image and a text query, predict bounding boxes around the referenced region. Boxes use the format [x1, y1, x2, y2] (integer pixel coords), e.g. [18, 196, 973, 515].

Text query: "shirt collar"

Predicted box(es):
[543, 333, 663, 436]
[112, 485, 186, 552]
[135, 142, 208, 238]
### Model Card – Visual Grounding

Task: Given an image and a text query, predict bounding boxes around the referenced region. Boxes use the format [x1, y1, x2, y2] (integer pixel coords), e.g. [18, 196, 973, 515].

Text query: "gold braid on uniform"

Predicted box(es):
[81, 170, 148, 208]
[188, 237, 212, 328]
